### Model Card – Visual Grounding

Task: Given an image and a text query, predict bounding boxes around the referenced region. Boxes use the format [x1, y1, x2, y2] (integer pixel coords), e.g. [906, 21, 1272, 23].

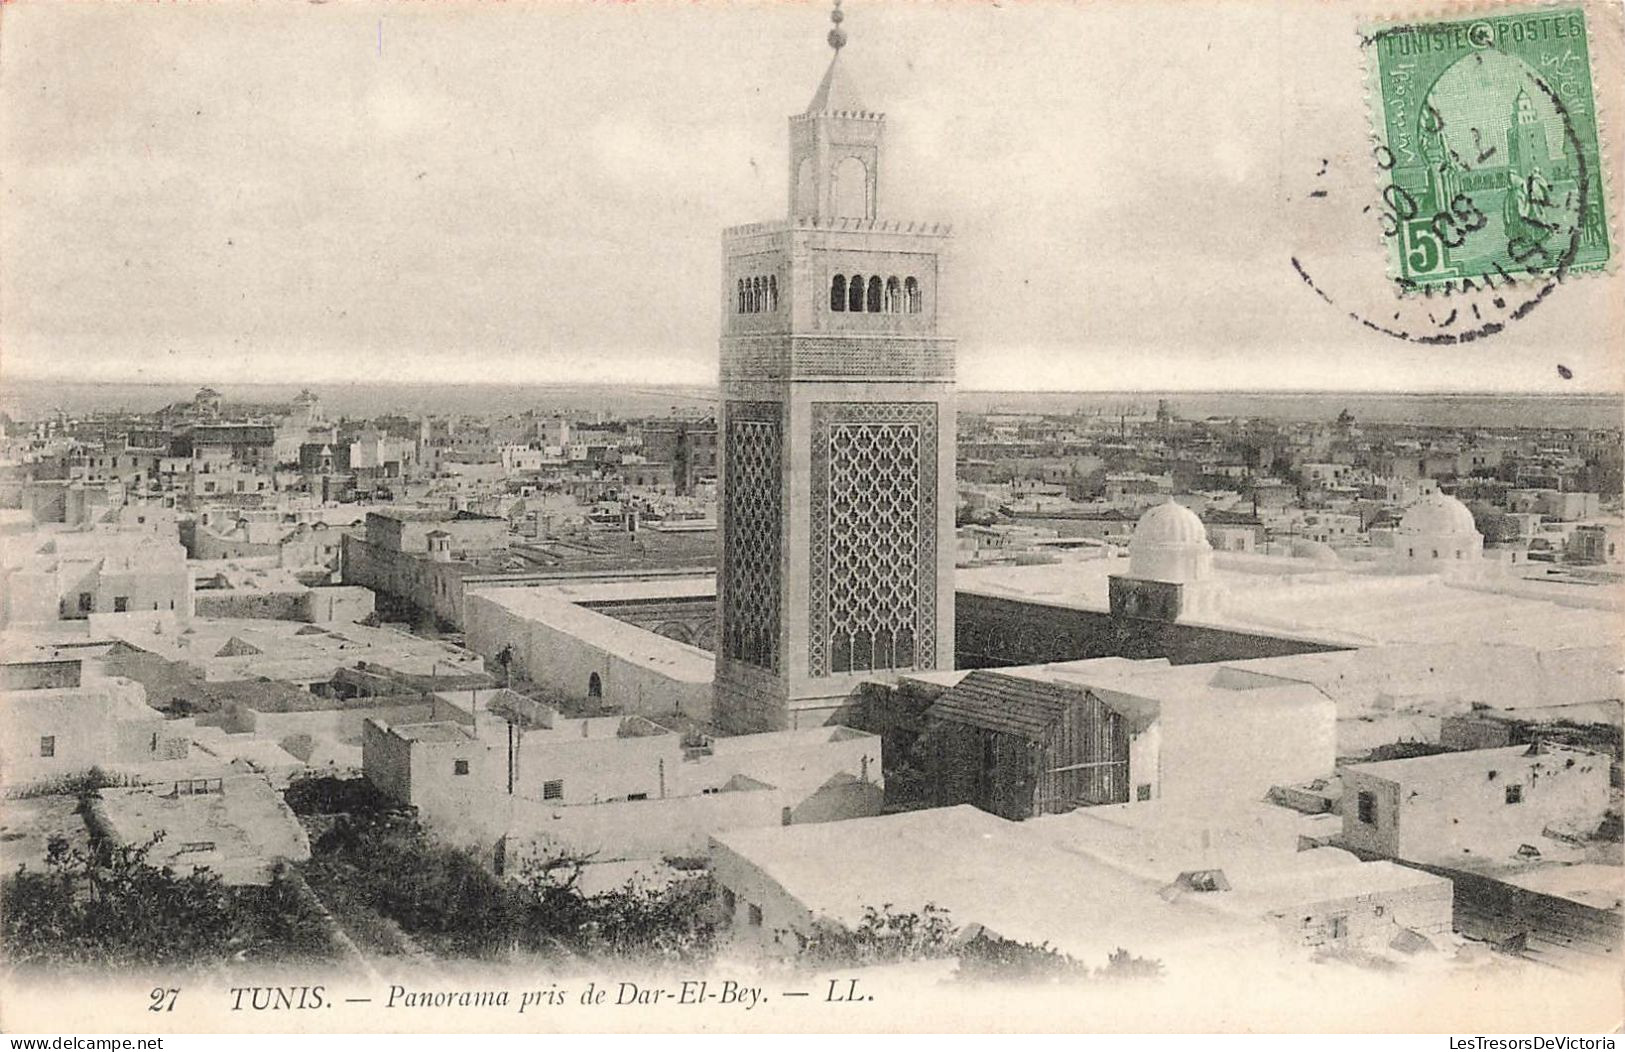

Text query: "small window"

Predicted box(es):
[587, 672, 602, 699]
[39, 736, 56, 758]
[543, 779, 564, 800]
[113, 596, 129, 613]
[904, 276, 922, 313]
[1356, 790, 1376, 824]
[1137, 783, 1153, 802]
[848, 274, 864, 313]
[78, 592, 94, 613]
[830, 274, 846, 312]
[453, 759, 469, 776]
[1329, 915, 1348, 940]
[721, 887, 737, 916]
[748, 904, 763, 928]
[866, 275, 882, 313]
[1505, 784, 1523, 804]
[627, 792, 648, 801]
[781, 806, 793, 826]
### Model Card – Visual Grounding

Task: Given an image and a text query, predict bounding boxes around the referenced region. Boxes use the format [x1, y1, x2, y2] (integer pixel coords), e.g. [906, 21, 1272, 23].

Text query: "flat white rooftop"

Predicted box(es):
[713, 804, 1263, 964]
[523, 574, 715, 605]
[468, 587, 713, 682]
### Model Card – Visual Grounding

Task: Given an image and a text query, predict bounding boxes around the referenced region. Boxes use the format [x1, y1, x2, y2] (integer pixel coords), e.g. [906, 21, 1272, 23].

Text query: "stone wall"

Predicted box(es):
[956, 592, 1346, 669]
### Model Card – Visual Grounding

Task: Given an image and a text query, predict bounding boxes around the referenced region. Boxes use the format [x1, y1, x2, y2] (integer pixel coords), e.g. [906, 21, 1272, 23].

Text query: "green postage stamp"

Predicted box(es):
[1365, 7, 1612, 291]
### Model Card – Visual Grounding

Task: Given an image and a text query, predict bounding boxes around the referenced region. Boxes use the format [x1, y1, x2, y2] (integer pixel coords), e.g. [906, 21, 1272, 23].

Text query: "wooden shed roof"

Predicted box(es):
[925, 670, 1083, 742]
[926, 669, 1161, 741]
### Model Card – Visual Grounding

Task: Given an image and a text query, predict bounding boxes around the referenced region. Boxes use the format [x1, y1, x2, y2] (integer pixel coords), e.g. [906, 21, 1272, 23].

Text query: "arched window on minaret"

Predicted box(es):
[874, 627, 895, 670]
[831, 629, 851, 674]
[866, 276, 883, 313]
[830, 274, 846, 311]
[833, 156, 869, 219]
[885, 276, 901, 313]
[905, 276, 922, 313]
[737, 279, 746, 314]
[850, 628, 873, 672]
[848, 274, 865, 312]
[768, 275, 778, 312]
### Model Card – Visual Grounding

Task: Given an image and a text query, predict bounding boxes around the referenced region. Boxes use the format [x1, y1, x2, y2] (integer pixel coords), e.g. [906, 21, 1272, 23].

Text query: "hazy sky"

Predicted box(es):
[2, 0, 1622, 393]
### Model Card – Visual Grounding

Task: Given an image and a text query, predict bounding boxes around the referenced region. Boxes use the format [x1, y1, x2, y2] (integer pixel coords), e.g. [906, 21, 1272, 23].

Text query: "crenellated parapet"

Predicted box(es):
[791, 109, 885, 123]
[723, 218, 953, 238]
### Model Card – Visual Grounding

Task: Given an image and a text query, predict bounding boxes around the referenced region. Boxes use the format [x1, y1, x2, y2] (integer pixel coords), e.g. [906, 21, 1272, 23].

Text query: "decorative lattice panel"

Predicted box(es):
[809, 402, 938, 677]
[721, 402, 783, 672]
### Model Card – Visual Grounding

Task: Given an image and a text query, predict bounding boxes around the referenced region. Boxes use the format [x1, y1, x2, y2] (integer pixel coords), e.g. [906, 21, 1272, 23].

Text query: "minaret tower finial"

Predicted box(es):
[827, 0, 847, 50]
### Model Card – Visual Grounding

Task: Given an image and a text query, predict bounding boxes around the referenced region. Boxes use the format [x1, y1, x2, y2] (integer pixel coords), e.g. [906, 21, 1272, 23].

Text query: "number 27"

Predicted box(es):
[149, 987, 180, 1012]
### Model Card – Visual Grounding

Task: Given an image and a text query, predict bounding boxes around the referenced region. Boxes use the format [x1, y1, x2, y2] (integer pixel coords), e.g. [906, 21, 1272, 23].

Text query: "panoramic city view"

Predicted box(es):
[3, 378, 1620, 998]
[0, 0, 1621, 1039]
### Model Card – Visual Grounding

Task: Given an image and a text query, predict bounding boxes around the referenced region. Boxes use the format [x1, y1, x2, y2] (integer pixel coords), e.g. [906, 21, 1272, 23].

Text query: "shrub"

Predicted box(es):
[283, 775, 399, 817]
[2, 835, 335, 970]
[302, 814, 717, 963]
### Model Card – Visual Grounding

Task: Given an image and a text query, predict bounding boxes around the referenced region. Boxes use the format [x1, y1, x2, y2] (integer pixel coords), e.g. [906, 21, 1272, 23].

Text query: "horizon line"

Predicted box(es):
[3, 374, 1621, 400]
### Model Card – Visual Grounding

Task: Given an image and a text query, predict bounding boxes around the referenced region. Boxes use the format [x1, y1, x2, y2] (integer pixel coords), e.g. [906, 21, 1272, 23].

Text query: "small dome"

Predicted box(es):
[1399, 494, 1479, 537]
[1290, 538, 1340, 564]
[1131, 500, 1211, 550]
[1129, 500, 1214, 584]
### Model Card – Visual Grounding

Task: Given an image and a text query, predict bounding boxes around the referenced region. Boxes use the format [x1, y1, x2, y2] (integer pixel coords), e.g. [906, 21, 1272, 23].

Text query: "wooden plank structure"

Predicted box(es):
[921, 670, 1155, 820]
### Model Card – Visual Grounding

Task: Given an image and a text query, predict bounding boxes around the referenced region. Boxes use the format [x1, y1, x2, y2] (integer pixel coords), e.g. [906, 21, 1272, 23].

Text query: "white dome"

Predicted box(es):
[1131, 500, 1211, 550]
[1399, 494, 1479, 537]
[1130, 500, 1214, 584]
[1394, 493, 1484, 573]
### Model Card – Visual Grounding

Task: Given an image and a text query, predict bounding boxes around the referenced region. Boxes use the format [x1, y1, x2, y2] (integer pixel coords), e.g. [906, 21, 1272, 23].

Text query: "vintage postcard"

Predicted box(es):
[0, 0, 1621, 1037]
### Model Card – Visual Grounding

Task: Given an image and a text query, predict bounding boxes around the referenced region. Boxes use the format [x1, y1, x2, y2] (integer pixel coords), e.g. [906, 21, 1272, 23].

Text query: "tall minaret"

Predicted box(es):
[1506, 88, 1550, 175]
[715, 1, 956, 733]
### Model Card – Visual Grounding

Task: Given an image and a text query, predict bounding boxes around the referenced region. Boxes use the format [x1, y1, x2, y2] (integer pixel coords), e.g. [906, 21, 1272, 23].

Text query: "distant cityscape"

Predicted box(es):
[2, 377, 1620, 979]
[1, 0, 1621, 1015]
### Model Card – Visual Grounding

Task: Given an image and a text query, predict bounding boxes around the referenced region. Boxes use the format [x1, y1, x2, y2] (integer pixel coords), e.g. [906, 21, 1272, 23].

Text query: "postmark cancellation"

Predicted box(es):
[1364, 6, 1612, 291]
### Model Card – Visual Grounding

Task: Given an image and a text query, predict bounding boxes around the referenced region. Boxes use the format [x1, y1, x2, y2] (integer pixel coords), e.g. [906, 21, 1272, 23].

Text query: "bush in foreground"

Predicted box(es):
[1, 835, 335, 970]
